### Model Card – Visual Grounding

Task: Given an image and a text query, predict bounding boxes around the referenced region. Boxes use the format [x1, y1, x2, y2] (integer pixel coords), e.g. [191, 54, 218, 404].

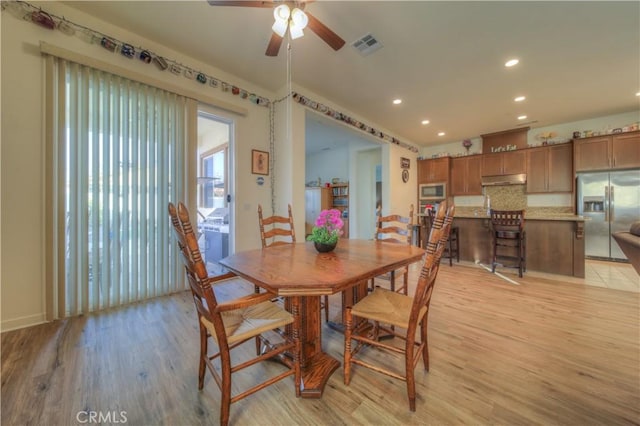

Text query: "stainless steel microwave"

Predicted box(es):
[419, 182, 446, 201]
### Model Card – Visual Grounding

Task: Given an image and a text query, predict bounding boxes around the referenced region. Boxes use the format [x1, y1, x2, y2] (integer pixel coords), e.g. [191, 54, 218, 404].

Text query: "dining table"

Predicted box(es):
[219, 239, 425, 398]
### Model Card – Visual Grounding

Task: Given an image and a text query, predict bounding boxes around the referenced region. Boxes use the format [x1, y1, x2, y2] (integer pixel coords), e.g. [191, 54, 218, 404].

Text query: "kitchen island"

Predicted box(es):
[420, 212, 587, 277]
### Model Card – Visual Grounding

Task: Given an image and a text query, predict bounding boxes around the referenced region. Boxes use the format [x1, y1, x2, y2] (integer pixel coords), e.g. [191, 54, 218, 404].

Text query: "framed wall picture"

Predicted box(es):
[251, 149, 269, 175]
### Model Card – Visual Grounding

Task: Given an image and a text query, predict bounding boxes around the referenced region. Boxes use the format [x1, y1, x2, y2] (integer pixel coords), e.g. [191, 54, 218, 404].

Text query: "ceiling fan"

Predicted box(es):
[207, 1, 346, 57]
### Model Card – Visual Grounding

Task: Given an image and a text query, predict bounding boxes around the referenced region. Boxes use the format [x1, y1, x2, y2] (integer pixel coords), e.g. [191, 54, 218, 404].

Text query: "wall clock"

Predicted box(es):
[402, 169, 409, 183]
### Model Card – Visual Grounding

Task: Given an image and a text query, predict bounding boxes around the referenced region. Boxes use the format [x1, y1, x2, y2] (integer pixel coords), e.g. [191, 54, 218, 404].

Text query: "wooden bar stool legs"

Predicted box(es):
[443, 226, 459, 266]
[490, 210, 526, 278]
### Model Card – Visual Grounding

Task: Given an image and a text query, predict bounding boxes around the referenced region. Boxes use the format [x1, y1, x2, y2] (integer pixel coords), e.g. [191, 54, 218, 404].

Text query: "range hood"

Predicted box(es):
[481, 173, 527, 186]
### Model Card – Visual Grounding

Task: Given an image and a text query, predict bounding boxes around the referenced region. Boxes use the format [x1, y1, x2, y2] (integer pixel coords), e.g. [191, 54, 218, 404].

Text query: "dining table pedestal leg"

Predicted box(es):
[298, 295, 340, 398]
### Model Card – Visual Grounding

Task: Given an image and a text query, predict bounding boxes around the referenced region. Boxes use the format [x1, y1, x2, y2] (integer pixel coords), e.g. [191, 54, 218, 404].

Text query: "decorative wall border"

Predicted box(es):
[292, 92, 419, 153]
[1, 0, 270, 107]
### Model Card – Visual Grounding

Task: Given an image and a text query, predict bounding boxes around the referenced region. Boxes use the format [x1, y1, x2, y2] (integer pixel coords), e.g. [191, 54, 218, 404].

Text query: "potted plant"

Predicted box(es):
[307, 209, 344, 252]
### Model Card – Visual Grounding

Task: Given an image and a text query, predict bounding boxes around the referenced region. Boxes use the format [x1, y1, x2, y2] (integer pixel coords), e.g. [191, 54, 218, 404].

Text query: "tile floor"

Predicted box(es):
[472, 258, 639, 292]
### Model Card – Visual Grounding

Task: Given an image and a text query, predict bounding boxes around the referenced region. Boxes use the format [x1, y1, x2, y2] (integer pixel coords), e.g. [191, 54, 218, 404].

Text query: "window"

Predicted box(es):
[199, 146, 226, 209]
[46, 57, 191, 318]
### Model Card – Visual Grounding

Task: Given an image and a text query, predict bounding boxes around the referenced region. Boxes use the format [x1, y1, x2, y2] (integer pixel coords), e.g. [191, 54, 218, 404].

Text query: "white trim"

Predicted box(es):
[1, 313, 48, 332]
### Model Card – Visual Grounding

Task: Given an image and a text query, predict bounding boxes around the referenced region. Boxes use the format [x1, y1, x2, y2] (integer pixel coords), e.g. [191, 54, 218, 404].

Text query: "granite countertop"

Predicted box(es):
[451, 212, 589, 221]
[417, 208, 589, 221]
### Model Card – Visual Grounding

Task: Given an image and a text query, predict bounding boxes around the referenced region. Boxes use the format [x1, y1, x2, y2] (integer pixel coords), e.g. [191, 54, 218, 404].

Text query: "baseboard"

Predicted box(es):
[1, 313, 47, 333]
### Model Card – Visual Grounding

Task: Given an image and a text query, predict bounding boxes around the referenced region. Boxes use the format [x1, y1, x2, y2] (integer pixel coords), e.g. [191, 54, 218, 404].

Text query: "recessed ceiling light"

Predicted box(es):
[636, 92, 640, 97]
[392, 99, 402, 105]
[514, 96, 526, 102]
[438, 132, 445, 136]
[421, 120, 430, 125]
[505, 59, 519, 67]
[518, 115, 527, 120]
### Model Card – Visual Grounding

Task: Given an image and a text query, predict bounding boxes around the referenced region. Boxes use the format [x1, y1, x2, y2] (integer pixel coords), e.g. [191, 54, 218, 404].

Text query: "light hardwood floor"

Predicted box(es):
[2, 262, 639, 425]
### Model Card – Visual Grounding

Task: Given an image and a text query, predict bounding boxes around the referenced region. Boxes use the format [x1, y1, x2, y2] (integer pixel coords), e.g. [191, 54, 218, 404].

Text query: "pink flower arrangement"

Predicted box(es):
[462, 139, 473, 148]
[307, 209, 344, 245]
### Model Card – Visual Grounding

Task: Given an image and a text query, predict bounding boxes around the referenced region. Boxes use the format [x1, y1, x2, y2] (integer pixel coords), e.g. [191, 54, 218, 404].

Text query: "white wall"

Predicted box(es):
[305, 147, 349, 185]
[422, 110, 640, 158]
[353, 148, 381, 239]
[0, 2, 276, 330]
[0, 2, 422, 330]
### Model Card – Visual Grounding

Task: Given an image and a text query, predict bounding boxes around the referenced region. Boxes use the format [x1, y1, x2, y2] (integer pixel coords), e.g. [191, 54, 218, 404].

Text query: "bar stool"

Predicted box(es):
[490, 209, 526, 278]
[427, 209, 459, 266]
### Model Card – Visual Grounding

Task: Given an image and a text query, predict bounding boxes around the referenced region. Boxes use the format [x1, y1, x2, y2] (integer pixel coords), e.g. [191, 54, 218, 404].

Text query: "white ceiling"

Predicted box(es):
[65, 1, 640, 150]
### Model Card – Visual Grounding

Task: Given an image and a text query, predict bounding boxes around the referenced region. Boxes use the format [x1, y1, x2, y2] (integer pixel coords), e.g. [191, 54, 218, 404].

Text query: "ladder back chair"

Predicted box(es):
[344, 201, 455, 412]
[371, 204, 415, 294]
[490, 209, 526, 278]
[169, 202, 300, 426]
[258, 204, 330, 322]
[427, 207, 460, 266]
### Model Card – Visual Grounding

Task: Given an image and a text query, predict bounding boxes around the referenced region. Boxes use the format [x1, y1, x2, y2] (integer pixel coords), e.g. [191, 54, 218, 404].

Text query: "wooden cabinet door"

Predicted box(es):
[482, 153, 503, 176]
[430, 157, 450, 182]
[466, 156, 483, 195]
[450, 158, 466, 195]
[417, 159, 430, 184]
[502, 150, 526, 175]
[526, 147, 548, 193]
[451, 156, 482, 195]
[574, 136, 611, 171]
[612, 132, 640, 169]
[547, 144, 573, 192]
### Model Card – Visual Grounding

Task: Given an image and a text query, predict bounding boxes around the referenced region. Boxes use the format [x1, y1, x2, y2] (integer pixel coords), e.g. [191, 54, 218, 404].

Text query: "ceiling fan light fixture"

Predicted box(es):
[291, 8, 308, 30]
[273, 4, 290, 21]
[289, 21, 305, 39]
[272, 19, 288, 37]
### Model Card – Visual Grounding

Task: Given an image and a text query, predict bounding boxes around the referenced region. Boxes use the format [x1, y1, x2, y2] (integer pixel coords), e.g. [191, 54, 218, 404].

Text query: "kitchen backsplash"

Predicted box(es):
[454, 185, 574, 216]
[485, 185, 527, 210]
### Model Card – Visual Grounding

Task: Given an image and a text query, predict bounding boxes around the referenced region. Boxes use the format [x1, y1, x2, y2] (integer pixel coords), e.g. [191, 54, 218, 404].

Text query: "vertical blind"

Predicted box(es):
[48, 57, 188, 318]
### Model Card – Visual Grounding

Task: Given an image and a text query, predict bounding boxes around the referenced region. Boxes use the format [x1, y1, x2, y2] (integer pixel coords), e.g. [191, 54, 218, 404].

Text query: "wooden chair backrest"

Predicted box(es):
[490, 209, 525, 231]
[258, 204, 296, 248]
[374, 204, 414, 244]
[168, 202, 228, 345]
[409, 201, 455, 334]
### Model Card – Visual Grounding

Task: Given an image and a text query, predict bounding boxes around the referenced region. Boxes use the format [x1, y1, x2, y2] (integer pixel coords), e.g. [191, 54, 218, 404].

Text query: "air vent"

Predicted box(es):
[351, 33, 383, 56]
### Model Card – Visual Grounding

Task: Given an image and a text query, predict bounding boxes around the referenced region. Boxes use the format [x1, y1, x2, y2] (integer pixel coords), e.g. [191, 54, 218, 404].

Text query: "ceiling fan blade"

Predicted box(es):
[305, 11, 345, 51]
[265, 32, 284, 56]
[207, 1, 275, 8]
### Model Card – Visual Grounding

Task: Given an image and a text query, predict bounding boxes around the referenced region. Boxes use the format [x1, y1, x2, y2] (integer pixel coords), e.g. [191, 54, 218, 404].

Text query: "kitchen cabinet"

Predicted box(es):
[451, 155, 482, 195]
[453, 216, 585, 277]
[574, 131, 640, 171]
[526, 143, 573, 193]
[418, 157, 450, 184]
[481, 150, 526, 176]
[305, 187, 331, 236]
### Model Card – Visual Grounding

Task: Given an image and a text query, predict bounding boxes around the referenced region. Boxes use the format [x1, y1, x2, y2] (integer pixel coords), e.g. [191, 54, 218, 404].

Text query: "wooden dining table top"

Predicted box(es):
[219, 239, 425, 296]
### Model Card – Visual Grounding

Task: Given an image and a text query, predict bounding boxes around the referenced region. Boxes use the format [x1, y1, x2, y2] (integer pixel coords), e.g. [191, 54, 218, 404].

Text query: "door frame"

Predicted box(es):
[197, 108, 236, 257]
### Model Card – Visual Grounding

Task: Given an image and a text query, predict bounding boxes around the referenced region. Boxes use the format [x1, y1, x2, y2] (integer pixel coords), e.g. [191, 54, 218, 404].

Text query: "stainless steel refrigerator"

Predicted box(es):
[577, 170, 640, 260]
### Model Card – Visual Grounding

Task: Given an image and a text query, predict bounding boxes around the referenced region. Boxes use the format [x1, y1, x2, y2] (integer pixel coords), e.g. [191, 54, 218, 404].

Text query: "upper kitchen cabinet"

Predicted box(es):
[451, 155, 482, 196]
[574, 131, 640, 171]
[526, 143, 573, 193]
[418, 157, 450, 184]
[481, 150, 526, 176]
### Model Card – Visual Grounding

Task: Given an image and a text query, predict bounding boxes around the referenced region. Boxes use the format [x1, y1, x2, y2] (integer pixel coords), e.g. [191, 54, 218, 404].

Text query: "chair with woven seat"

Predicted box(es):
[490, 209, 526, 278]
[344, 201, 454, 412]
[427, 207, 459, 266]
[169, 202, 300, 426]
[370, 204, 415, 295]
[258, 204, 330, 322]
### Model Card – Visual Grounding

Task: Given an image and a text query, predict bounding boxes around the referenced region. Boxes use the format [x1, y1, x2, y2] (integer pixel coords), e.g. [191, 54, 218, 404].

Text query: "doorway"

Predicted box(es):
[197, 111, 233, 274]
